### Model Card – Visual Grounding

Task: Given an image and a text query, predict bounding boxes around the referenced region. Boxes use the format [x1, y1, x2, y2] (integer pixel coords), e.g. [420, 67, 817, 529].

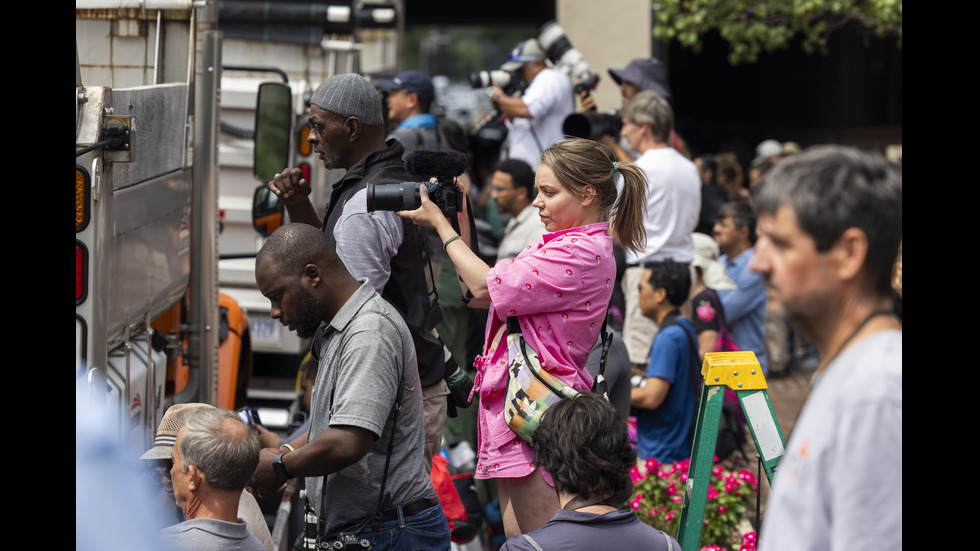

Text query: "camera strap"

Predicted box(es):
[371, 373, 404, 532]
[314, 373, 405, 545]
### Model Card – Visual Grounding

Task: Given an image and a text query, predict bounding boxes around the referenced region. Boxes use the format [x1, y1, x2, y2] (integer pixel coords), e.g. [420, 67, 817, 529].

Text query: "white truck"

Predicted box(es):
[76, 0, 403, 444]
[214, 1, 401, 427]
[75, 0, 295, 443]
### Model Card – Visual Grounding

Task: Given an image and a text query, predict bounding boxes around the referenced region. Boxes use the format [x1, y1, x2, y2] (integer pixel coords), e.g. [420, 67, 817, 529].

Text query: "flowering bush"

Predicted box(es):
[626, 456, 758, 550]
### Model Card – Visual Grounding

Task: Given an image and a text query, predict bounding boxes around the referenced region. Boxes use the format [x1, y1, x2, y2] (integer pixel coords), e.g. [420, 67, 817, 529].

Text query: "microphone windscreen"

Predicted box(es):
[405, 150, 467, 179]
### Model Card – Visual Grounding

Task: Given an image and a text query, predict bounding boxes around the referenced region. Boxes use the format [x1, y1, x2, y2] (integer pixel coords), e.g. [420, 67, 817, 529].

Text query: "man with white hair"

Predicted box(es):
[163, 407, 265, 551]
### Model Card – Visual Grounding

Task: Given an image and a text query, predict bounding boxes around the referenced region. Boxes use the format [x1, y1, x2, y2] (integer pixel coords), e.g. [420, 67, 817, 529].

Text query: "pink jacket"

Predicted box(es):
[472, 222, 615, 480]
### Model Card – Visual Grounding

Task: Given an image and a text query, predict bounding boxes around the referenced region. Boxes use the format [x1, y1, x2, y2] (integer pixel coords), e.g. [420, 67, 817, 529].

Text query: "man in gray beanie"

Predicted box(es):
[266, 73, 453, 481]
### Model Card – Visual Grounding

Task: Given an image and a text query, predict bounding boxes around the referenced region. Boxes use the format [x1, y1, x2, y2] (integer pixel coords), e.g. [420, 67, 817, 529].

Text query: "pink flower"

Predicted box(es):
[665, 511, 675, 522]
[696, 302, 716, 322]
[629, 495, 643, 510]
[645, 457, 661, 471]
[718, 506, 728, 514]
[707, 486, 719, 500]
[665, 483, 677, 496]
[630, 465, 646, 483]
[738, 469, 758, 487]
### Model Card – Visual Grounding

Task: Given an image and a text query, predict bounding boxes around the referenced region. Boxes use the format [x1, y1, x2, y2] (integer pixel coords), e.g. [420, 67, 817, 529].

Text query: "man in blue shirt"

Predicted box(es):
[378, 70, 447, 158]
[713, 201, 769, 374]
[630, 259, 697, 464]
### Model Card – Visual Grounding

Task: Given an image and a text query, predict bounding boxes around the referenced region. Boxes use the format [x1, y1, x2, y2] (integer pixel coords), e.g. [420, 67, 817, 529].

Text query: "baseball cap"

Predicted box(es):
[376, 70, 435, 103]
[608, 57, 672, 101]
[501, 39, 546, 72]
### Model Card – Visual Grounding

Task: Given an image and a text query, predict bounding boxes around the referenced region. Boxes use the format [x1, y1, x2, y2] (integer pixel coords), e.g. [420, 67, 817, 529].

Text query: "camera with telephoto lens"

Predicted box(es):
[366, 150, 466, 217]
[562, 110, 623, 141]
[536, 20, 599, 97]
[320, 532, 372, 550]
[468, 69, 521, 96]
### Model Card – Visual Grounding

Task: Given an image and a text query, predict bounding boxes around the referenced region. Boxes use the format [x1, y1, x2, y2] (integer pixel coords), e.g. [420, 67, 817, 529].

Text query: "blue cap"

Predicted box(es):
[377, 70, 435, 102]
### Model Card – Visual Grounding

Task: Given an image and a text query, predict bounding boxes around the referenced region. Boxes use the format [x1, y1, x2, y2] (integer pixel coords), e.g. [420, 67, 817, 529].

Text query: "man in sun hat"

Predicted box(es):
[488, 38, 574, 170]
[141, 403, 274, 551]
[608, 57, 673, 105]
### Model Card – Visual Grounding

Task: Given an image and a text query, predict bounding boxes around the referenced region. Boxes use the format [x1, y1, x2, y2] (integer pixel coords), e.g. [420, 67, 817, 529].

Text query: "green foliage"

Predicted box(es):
[652, 0, 902, 64]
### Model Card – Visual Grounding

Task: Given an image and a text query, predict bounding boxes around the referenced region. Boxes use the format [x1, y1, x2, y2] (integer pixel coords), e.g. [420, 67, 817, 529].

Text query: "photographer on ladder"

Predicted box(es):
[488, 39, 574, 171]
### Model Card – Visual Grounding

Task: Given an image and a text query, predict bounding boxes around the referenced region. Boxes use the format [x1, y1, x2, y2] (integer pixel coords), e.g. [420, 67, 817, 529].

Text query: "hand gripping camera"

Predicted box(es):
[366, 150, 466, 217]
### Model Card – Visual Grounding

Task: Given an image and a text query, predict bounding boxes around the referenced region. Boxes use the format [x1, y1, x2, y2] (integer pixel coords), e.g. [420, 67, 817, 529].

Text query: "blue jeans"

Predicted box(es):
[360, 504, 450, 551]
[298, 504, 450, 551]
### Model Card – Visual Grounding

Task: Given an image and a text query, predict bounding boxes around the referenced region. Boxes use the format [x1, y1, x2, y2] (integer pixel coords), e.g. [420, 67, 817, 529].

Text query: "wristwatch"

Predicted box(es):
[273, 452, 292, 483]
[487, 86, 500, 108]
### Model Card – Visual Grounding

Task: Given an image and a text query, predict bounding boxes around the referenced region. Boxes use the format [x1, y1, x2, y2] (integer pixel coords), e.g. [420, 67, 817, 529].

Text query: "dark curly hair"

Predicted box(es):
[531, 393, 636, 499]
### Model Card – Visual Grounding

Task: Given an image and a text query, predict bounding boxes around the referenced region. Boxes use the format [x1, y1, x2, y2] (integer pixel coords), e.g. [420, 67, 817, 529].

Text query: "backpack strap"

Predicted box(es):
[658, 312, 701, 440]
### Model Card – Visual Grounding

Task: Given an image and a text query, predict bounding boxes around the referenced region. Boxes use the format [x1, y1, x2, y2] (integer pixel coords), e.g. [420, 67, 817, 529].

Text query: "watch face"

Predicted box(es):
[274, 453, 289, 481]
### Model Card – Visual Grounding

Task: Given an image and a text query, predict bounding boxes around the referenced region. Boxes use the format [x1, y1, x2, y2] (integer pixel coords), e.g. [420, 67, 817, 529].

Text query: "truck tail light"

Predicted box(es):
[298, 125, 312, 157]
[76, 165, 90, 232]
[76, 240, 88, 305]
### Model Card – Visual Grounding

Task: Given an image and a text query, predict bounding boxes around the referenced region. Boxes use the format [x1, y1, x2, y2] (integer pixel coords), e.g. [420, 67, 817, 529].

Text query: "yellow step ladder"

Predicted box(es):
[676, 351, 786, 550]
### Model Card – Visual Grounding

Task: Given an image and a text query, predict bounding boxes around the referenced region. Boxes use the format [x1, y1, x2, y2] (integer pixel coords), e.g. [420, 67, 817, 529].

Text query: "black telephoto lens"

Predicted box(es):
[366, 182, 422, 212]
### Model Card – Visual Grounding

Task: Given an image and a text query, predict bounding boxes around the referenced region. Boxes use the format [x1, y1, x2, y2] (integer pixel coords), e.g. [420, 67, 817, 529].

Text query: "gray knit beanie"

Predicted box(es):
[310, 73, 384, 126]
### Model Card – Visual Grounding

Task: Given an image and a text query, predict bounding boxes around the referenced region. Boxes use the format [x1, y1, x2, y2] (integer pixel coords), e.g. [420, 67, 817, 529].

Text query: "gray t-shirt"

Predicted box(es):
[160, 517, 265, 551]
[306, 280, 435, 537]
[759, 330, 902, 551]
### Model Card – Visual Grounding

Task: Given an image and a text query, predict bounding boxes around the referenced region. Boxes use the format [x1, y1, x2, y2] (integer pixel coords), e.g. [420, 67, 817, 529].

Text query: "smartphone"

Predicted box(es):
[235, 406, 261, 430]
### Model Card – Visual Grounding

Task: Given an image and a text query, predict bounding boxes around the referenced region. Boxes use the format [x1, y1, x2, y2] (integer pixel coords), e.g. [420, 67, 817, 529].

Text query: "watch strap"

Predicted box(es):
[274, 452, 292, 482]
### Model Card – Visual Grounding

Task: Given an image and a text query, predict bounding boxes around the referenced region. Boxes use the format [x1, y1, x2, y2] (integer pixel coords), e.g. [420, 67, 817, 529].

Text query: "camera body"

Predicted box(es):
[562, 111, 623, 141]
[366, 150, 467, 217]
[321, 533, 372, 550]
[366, 180, 462, 217]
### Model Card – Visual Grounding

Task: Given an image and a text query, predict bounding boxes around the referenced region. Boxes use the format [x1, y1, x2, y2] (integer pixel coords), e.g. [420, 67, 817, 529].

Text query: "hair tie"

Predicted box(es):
[612, 162, 619, 173]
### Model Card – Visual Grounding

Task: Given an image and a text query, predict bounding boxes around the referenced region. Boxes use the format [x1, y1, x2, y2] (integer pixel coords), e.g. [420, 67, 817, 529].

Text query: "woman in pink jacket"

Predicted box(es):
[399, 137, 647, 538]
